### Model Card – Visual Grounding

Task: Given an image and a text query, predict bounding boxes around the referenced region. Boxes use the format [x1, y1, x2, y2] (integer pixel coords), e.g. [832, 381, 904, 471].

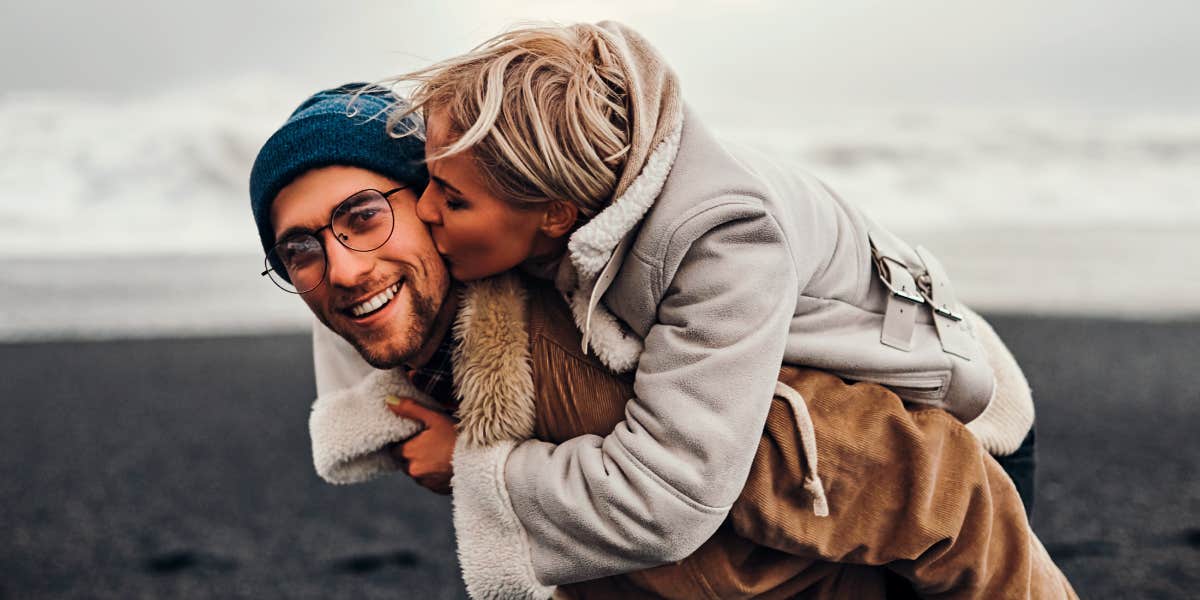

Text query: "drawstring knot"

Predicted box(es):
[774, 382, 830, 517]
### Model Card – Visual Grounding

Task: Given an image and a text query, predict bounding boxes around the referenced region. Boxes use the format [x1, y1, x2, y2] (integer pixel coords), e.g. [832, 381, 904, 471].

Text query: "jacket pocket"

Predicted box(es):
[836, 370, 951, 405]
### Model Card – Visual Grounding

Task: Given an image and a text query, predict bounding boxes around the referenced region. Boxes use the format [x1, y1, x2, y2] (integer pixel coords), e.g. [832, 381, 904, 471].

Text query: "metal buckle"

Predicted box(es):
[874, 253, 925, 305]
[916, 273, 964, 321]
[930, 302, 964, 321]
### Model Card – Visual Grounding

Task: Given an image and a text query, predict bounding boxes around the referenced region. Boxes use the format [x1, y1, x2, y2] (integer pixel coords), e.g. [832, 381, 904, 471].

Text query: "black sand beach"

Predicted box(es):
[1, 315, 1198, 599]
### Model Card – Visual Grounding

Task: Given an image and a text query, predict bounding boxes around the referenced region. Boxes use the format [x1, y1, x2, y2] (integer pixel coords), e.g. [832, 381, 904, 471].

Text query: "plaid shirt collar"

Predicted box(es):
[408, 332, 458, 409]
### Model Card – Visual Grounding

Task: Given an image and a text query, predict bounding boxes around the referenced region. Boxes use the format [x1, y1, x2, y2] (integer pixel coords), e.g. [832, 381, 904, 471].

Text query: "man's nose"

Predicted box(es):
[415, 188, 441, 226]
[324, 234, 375, 288]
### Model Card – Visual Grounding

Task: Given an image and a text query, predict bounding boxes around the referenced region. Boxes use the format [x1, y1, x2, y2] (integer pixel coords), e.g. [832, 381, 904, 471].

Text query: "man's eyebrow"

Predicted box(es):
[431, 174, 464, 196]
[274, 224, 318, 245]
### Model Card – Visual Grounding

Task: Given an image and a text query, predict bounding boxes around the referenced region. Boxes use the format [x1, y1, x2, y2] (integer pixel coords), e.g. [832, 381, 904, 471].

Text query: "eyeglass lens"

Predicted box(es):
[264, 189, 395, 293]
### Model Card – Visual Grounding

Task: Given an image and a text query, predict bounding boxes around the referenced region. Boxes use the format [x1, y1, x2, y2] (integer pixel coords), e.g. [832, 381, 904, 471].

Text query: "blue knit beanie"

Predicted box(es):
[249, 82, 427, 256]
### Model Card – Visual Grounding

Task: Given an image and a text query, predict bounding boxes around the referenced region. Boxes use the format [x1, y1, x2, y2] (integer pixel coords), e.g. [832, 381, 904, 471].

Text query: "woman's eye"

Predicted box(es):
[445, 197, 468, 211]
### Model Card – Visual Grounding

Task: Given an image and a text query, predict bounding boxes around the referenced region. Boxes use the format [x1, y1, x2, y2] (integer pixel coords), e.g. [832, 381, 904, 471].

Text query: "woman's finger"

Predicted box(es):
[387, 395, 455, 429]
[385, 396, 430, 428]
[388, 443, 411, 474]
[386, 393, 444, 427]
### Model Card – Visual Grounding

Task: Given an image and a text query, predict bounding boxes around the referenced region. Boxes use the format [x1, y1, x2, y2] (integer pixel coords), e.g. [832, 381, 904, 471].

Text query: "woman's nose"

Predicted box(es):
[415, 189, 441, 226]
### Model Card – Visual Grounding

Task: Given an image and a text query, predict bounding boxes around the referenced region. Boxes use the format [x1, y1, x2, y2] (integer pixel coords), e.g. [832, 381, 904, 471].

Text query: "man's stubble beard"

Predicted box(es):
[343, 286, 440, 370]
[314, 255, 446, 370]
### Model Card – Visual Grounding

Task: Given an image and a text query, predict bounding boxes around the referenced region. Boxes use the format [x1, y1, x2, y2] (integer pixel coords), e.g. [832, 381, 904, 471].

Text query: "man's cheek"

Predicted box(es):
[298, 293, 332, 326]
[299, 293, 351, 345]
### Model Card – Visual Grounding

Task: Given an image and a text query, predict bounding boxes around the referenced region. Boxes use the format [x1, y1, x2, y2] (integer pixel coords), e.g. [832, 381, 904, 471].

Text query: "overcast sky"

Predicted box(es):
[3, 0, 1197, 120]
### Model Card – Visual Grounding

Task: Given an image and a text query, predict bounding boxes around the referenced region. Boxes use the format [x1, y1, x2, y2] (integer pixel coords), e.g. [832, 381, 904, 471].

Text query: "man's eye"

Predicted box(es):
[350, 207, 381, 222]
[281, 239, 321, 267]
[286, 251, 320, 268]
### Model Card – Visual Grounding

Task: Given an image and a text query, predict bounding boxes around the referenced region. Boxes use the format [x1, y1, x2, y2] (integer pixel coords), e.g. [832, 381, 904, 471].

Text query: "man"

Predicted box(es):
[250, 84, 1075, 598]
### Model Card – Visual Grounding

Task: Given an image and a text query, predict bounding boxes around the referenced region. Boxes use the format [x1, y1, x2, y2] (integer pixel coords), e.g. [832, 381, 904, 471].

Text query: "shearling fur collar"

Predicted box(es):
[555, 108, 682, 375]
[451, 274, 537, 446]
[548, 22, 688, 374]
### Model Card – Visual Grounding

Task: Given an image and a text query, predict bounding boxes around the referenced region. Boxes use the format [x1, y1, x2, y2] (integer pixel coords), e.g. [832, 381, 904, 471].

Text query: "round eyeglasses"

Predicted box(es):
[262, 187, 406, 294]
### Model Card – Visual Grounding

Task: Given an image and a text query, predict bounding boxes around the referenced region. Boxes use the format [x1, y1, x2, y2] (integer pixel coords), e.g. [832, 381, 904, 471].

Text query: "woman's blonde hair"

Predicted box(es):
[385, 23, 632, 220]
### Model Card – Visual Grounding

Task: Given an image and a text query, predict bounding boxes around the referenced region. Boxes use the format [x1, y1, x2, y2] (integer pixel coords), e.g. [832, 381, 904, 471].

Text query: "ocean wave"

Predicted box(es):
[0, 79, 306, 257]
[1, 82, 1198, 258]
[722, 109, 1200, 231]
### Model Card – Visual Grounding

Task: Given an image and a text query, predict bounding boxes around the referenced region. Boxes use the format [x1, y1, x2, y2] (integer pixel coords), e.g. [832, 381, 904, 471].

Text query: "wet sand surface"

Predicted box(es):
[1, 315, 1197, 598]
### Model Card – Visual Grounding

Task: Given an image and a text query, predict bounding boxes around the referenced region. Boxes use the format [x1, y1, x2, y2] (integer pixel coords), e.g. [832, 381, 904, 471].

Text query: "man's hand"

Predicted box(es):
[386, 396, 456, 495]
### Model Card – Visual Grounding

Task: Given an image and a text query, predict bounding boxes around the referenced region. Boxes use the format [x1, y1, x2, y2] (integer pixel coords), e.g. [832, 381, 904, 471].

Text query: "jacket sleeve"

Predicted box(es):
[450, 201, 801, 596]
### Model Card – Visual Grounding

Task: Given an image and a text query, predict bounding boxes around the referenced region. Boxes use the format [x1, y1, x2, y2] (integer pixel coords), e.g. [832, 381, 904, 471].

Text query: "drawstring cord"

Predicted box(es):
[774, 382, 830, 517]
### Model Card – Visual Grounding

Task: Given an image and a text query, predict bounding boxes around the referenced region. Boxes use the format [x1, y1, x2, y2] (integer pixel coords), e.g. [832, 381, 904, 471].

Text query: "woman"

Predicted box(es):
[364, 20, 1038, 590]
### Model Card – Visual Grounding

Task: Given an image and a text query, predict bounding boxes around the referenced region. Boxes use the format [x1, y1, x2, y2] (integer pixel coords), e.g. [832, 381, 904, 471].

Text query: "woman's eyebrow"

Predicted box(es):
[431, 174, 465, 196]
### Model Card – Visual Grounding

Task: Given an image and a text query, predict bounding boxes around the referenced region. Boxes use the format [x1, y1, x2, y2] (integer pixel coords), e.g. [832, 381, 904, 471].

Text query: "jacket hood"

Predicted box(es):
[560, 22, 686, 371]
[598, 21, 683, 202]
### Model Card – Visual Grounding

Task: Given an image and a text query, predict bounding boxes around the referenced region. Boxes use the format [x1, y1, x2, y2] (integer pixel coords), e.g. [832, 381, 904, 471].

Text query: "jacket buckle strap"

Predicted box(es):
[914, 246, 974, 360]
[871, 241, 922, 351]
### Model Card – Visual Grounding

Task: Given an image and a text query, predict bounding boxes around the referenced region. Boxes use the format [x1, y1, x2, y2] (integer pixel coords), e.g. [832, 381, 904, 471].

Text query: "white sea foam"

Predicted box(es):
[1, 81, 1198, 339]
[0, 78, 309, 257]
[3, 83, 1199, 259]
[722, 109, 1200, 232]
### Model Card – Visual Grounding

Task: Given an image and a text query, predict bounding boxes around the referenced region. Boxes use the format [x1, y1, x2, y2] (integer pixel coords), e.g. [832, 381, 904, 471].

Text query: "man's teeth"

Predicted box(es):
[350, 282, 401, 317]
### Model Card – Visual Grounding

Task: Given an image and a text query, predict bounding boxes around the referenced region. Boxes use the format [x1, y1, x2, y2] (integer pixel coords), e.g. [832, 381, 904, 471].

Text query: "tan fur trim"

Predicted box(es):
[452, 274, 537, 446]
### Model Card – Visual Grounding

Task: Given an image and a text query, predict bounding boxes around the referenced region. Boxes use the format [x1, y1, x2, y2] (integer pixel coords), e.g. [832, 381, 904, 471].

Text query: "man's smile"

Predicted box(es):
[339, 279, 405, 321]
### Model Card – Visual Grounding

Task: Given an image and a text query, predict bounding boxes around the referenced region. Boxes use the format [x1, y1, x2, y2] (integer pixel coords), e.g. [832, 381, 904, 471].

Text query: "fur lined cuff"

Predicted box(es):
[452, 439, 554, 600]
[309, 368, 428, 484]
[965, 310, 1036, 456]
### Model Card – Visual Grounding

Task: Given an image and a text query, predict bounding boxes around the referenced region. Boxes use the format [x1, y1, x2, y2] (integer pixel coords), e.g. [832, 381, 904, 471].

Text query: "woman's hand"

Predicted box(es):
[386, 396, 456, 495]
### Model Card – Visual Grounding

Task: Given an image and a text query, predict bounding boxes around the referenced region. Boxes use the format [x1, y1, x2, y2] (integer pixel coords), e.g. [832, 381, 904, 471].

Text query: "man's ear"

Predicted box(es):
[539, 200, 579, 239]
